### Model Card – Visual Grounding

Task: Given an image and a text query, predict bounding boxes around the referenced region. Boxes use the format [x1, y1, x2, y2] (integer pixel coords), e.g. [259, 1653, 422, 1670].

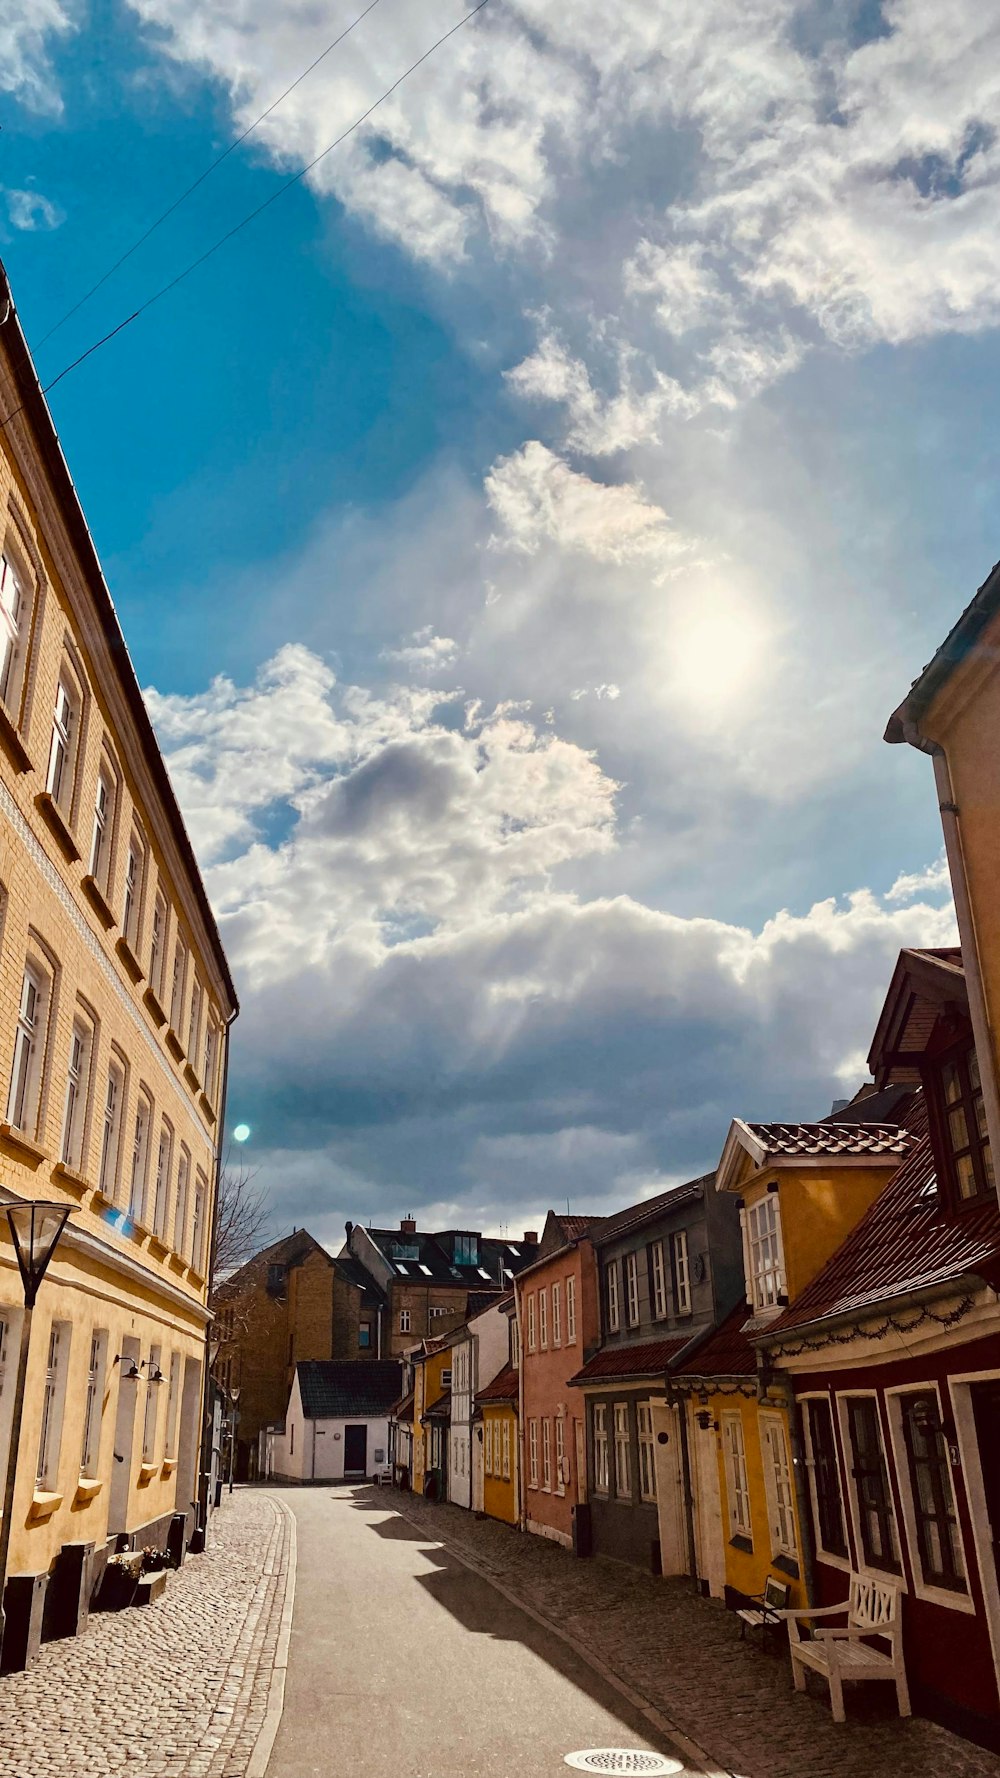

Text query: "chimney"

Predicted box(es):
[345, 1220, 354, 1243]
[400, 1215, 417, 1236]
[523, 1230, 538, 1246]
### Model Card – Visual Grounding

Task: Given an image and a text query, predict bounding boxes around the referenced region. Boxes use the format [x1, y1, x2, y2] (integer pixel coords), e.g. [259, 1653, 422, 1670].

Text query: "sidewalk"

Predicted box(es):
[391, 1488, 1000, 1778]
[0, 1490, 293, 1778]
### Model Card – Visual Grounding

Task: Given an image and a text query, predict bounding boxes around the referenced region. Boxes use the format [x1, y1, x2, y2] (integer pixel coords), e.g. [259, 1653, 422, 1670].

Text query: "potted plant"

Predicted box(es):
[97, 1550, 143, 1610]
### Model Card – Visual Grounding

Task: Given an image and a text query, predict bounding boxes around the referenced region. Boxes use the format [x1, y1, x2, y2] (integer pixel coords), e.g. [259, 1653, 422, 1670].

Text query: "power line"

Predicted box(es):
[0, 0, 491, 434]
[37, 0, 386, 348]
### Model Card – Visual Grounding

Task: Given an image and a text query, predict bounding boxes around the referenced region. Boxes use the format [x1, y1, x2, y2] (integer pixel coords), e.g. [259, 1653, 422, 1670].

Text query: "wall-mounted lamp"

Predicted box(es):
[114, 1355, 142, 1380]
[695, 1409, 717, 1432]
[147, 1366, 166, 1385]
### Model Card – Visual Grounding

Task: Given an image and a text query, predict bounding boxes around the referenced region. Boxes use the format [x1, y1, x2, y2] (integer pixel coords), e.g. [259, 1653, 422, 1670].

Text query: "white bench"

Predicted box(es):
[781, 1573, 909, 1723]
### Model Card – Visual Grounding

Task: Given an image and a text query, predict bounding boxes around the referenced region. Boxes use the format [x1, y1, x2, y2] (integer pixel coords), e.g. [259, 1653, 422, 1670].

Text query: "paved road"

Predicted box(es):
[266, 1486, 702, 1778]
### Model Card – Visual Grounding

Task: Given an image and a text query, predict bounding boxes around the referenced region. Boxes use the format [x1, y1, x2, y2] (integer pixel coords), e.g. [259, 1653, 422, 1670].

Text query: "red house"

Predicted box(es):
[761, 948, 1000, 1747]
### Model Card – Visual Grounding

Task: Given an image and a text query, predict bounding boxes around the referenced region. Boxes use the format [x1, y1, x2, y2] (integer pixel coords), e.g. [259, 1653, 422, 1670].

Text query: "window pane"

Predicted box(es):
[948, 1105, 970, 1154]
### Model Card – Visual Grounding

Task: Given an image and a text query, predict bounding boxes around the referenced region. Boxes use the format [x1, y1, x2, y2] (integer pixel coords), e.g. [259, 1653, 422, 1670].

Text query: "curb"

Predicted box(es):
[390, 1497, 732, 1778]
[246, 1498, 297, 1778]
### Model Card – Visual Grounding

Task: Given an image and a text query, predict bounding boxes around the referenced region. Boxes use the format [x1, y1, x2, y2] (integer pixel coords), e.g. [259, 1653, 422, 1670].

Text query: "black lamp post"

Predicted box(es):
[227, 1383, 241, 1493]
[0, 1200, 76, 1658]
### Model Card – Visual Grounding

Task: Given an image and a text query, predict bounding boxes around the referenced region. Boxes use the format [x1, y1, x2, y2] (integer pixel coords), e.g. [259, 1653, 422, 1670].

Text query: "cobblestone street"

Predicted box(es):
[389, 1487, 1000, 1778]
[0, 1491, 292, 1778]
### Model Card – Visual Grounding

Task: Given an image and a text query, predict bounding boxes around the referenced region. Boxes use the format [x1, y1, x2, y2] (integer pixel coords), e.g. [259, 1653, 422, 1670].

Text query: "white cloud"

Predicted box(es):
[380, 627, 459, 673]
[886, 852, 953, 904]
[4, 187, 63, 231]
[0, 1, 74, 111]
[485, 442, 691, 567]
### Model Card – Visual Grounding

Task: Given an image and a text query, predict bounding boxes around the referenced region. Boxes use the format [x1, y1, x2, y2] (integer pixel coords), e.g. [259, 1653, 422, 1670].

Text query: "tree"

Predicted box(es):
[212, 1153, 270, 1280]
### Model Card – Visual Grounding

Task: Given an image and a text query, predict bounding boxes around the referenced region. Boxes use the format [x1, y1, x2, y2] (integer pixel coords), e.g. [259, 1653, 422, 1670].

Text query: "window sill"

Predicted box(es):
[143, 987, 167, 1028]
[148, 1236, 169, 1261]
[165, 1027, 184, 1063]
[168, 1253, 188, 1276]
[160, 1458, 177, 1477]
[28, 1489, 63, 1522]
[115, 935, 144, 985]
[198, 1092, 217, 1126]
[183, 1062, 201, 1094]
[729, 1534, 754, 1554]
[137, 1462, 158, 1486]
[0, 1121, 48, 1168]
[51, 1160, 91, 1198]
[131, 1218, 152, 1243]
[188, 1268, 206, 1292]
[0, 703, 31, 774]
[772, 1552, 800, 1580]
[81, 874, 116, 930]
[34, 790, 81, 863]
[90, 1187, 115, 1213]
[74, 1477, 102, 1505]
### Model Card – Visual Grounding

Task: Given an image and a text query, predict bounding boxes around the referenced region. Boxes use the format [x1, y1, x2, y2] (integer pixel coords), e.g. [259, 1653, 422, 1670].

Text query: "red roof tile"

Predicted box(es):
[743, 1120, 911, 1159]
[568, 1336, 692, 1385]
[762, 1102, 1000, 1340]
[671, 1303, 757, 1378]
[476, 1363, 519, 1404]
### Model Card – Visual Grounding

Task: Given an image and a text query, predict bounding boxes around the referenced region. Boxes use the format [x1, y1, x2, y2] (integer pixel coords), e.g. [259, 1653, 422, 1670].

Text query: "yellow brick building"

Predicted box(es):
[0, 263, 236, 1664]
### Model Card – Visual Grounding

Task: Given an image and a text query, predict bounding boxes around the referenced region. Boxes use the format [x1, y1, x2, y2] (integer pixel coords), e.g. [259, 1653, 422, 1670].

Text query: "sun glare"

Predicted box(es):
[668, 588, 773, 717]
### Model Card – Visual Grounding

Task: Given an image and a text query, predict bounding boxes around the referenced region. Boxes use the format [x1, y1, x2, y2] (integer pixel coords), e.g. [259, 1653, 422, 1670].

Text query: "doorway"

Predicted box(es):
[108, 1336, 141, 1536]
[344, 1424, 367, 1477]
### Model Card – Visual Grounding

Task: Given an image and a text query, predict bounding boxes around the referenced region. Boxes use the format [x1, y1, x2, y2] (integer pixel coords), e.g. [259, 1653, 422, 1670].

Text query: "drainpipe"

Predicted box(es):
[670, 1383, 699, 1594]
[896, 725, 1000, 1155]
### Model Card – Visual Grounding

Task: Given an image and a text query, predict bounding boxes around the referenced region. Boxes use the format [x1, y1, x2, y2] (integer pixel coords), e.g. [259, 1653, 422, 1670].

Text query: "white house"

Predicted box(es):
[269, 1360, 402, 1483]
[448, 1298, 511, 1510]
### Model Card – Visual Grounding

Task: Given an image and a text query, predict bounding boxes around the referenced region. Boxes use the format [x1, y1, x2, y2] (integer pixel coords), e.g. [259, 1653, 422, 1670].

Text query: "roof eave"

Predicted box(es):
[885, 557, 1000, 744]
[756, 1271, 987, 1351]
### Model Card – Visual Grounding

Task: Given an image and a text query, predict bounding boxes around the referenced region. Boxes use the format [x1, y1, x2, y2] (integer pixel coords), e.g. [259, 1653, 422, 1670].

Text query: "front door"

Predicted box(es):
[344, 1424, 367, 1476]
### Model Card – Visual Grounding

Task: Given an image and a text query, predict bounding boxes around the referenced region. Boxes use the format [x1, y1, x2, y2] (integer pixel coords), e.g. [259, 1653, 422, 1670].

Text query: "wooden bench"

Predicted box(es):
[780, 1573, 909, 1723]
[733, 1576, 790, 1652]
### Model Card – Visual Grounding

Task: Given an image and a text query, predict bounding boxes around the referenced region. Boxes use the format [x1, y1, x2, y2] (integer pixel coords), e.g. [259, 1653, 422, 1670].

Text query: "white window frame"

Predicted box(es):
[800, 1390, 851, 1572]
[46, 676, 77, 811]
[637, 1401, 657, 1502]
[203, 1020, 217, 1101]
[551, 1281, 562, 1347]
[539, 1288, 548, 1350]
[0, 550, 29, 714]
[613, 1401, 631, 1498]
[191, 1172, 208, 1272]
[650, 1240, 667, 1319]
[593, 1402, 609, 1494]
[149, 892, 167, 1000]
[142, 1344, 162, 1461]
[122, 830, 144, 950]
[485, 1417, 494, 1476]
[169, 939, 188, 1034]
[606, 1261, 620, 1333]
[836, 1390, 903, 1583]
[174, 1145, 190, 1255]
[399, 1309, 411, 1334]
[98, 1058, 125, 1200]
[542, 1417, 552, 1491]
[745, 1193, 785, 1312]
[60, 1014, 93, 1171]
[625, 1251, 640, 1326]
[37, 1320, 71, 1489]
[722, 1410, 753, 1540]
[128, 1092, 152, 1224]
[165, 1352, 182, 1460]
[760, 1410, 798, 1560]
[885, 1382, 973, 1613]
[152, 1121, 173, 1238]
[672, 1229, 692, 1316]
[80, 1328, 109, 1477]
[566, 1275, 576, 1344]
[527, 1293, 536, 1351]
[555, 1414, 566, 1496]
[187, 977, 203, 1067]
[501, 1416, 511, 1480]
[89, 765, 115, 888]
[7, 962, 49, 1137]
[529, 1418, 538, 1489]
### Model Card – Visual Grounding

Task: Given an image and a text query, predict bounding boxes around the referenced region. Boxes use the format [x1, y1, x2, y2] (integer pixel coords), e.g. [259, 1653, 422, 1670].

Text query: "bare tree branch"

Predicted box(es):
[212, 1150, 271, 1280]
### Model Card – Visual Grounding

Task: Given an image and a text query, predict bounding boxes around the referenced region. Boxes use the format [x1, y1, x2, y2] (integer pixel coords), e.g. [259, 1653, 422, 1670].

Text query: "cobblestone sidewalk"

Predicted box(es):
[0, 1490, 292, 1778]
[390, 1488, 1000, 1778]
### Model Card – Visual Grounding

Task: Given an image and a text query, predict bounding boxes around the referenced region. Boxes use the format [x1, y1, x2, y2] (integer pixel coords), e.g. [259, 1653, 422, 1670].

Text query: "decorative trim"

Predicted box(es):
[81, 874, 116, 929]
[0, 1121, 48, 1167]
[34, 790, 81, 863]
[115, 935, 144, 984]
[0, 703, 31, 773]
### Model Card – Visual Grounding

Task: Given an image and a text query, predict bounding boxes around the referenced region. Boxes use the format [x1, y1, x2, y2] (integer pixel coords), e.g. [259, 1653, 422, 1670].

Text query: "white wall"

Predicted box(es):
[270, 1380, 391, 1483]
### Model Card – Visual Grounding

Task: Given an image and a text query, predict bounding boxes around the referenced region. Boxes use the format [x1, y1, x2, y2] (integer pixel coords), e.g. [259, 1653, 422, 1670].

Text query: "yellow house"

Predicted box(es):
[411, 1340, 451, 1497]
[671, 1113, 914, 1608]
[476, 1363, 519, 1527]
[886, 560, 1000, 1161]
[0, 262, 236, 1666]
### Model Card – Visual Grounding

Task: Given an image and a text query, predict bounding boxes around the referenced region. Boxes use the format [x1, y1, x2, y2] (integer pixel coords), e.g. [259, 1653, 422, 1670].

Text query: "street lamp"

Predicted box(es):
[0, 1200, 76, 1660]
[228, 1383, 241, 1494]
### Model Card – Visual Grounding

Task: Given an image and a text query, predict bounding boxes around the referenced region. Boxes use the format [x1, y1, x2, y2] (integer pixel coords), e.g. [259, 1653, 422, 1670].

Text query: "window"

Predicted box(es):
[142, 1344, 162, 1460]
[539, 1289, 548, 1349]
[613, 1402, 631, 1497]
[722, 1412, 752, 1540]
[671, 1230, 692, 1315]
[900, 1392, 966, 1592]
[845, 1396, 900, 1572]
[359, 1323, 371, 1349]
[122, 831, 144, 949]
[566, 1275, 576, 1344]
[527, 1293, 536, 1351]
[937, 1045, 995, 1202]
[187, 977, 203, 1065]
[625, 1251, 640, 1326]
[174, 1146, 190, 1254]
[98, 1059, 125, 1199]
[511, 1317, 520, 1367]
[149, 893, 167, 1000]
[554, 1415, 566, 1495]
[606, 1260, 620, 1333]
[551, 1281, 562, 1346]
[803, 1397, 847, 1559]
[501, 1416, 511, 1480]
[637, 1402, 657, 1502]
[192, 1172, 207, 1272]
[152, 1122, 173, 1237]
[746, 1195, 784, 1311]
[37, 1320, 70, 1488]
[593, 1403, 609, 1493]
[484, 1418, 494, 1475]
[128, 1093, 151, 1223]
[453, 1234, 479, 1265]
[46, 677, 77, 811]
[399, 1309, 411, 1334]
[441, 1368, 452, 1386]
[89, 767, 115, 887]
[169, 939, 187, 1033]
[0, 552, 28, 711]
[203, 1021, 218, 1100]
[60, 1016, 93, 1170]
[8, 963, 47, 1135]
[80, 1329, 108, 1476]
[529, 1418, 539, 1488]
[542, 1418, 552, 1490]
[165, 1352, 182, 1459]
[650, 1241, 667, 1319]
[761, 1413, 797, 1559]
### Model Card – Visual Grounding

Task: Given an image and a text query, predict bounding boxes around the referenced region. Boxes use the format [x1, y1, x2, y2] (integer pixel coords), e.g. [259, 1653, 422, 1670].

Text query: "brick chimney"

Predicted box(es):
[400, 1215, 417, 1235]
[523, 1230, 538, 1246]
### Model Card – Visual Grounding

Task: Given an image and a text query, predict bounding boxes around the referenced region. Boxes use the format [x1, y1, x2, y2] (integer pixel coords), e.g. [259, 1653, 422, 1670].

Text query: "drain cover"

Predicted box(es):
[564, 1754, 682, 1775]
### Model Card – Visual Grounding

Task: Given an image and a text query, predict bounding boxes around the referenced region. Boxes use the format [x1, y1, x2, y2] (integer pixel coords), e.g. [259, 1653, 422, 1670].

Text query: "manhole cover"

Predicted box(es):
[564, 1753, 682, 1775]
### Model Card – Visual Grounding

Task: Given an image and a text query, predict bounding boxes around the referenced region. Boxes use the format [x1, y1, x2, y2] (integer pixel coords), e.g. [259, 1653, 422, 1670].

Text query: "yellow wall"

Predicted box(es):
[707, 1391, 806, 1608]
[740, 1160, 895, 1303]
[412, 1347, 450, 1494]
[482, 1405, 517, 1526]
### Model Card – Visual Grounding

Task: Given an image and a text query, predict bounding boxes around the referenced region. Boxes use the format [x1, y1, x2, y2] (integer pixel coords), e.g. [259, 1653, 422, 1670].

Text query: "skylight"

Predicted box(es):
[419, 1264, 432, 1276]
[477, 1267, 491, 1281]
[396, 1263, 409, 1276]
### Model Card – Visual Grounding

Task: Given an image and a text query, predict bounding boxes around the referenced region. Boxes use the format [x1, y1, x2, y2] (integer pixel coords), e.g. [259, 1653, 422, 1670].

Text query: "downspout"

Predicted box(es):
[898, 725, 1000, 1154]
[194, 1008, 235, 1550]
[670, 1383, 700, 1595]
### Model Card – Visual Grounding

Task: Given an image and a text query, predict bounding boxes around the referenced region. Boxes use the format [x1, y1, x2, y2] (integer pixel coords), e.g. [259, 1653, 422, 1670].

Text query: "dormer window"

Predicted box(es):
[936, 1044, 994, 1203]
[745, 1195, 784, 1311]
[453, 1234, 479, 1266]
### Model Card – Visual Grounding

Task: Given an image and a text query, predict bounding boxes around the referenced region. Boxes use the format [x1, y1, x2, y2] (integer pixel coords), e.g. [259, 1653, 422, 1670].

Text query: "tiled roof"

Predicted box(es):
[671, 1303, 757, 1378]
[553, 1215, 600, 1241]
[220, 1227, 328, 1292]
[423, 1388, 452, 1422]
[568, 1336, 693, 1385]
[820, 1084, 921, 1128]
[593, 1175, 711, 1245]
[743, 1121, 911, 1159]
[763, 1106, 1000, 1340]
[297, 1360, 402, 1420]
[476, 1363, 519, 1404]
[363, 1226, 530, 1288]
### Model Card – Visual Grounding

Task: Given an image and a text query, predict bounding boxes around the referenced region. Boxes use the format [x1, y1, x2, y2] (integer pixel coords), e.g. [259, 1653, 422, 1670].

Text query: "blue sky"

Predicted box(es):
[3, 0, 993, 1246]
